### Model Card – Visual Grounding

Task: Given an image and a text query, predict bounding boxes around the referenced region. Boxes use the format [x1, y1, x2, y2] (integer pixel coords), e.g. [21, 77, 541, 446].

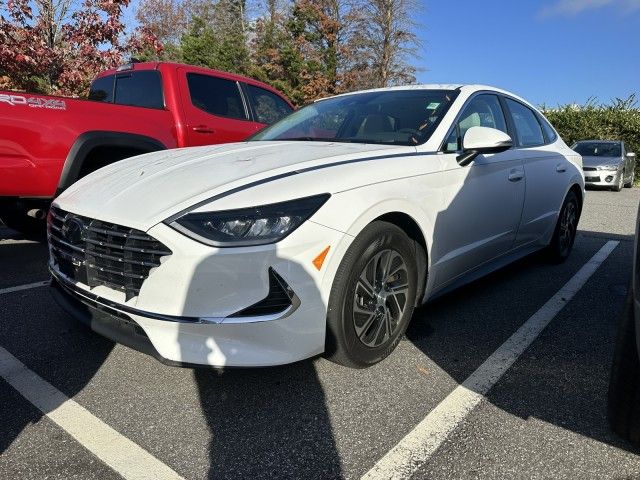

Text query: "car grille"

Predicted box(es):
[48, 206, 172, 300]
[583, 167, 597, 171]
[585, 176, 600, 182]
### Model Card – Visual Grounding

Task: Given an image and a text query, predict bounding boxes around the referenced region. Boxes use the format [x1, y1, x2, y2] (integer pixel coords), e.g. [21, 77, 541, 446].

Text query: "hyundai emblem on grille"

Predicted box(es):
[61, 215, 85, 246]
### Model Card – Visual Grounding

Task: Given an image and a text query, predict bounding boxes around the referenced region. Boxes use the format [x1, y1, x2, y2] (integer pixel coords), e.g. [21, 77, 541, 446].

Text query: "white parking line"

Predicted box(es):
[362, 240, 619, 480]
[0, 280, 50, 295]
[0, 347, 184, 480]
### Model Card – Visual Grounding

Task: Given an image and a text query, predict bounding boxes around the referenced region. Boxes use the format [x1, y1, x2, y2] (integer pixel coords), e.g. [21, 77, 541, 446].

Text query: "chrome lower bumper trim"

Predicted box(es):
[49, 267, 299, 325]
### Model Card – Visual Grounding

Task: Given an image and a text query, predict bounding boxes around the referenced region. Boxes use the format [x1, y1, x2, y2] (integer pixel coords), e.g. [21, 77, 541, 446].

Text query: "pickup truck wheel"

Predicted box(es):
[325, 221, 418, 368]
[608, 289, 640, 444]
[0, 209, 45, 238]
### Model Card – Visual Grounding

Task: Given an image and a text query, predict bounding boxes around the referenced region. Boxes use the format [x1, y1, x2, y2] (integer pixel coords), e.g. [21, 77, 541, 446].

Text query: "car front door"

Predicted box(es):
[504, 97, 569, 247]
[431, 94, 526, 289]
[243, 83, 293, 128]
[178, 70, 260, 146]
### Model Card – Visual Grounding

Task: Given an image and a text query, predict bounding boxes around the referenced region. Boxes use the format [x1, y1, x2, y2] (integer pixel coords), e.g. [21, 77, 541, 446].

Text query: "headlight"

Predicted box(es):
[597, 164, 619, 171]
[169, 194, 330, 247]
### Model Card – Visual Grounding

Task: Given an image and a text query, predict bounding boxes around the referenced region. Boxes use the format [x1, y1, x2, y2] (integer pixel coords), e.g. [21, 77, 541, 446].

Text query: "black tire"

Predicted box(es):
[613, 172, 624, 192]
[325, 221, 419, 368]
[624, 170, 635, 188]
[547, 190, 580, 263]
[608, 289, 640, 444]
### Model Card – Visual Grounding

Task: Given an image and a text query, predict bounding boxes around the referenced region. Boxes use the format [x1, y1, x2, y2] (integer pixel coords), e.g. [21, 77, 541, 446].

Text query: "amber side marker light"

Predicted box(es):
[312, 246, 331, 271]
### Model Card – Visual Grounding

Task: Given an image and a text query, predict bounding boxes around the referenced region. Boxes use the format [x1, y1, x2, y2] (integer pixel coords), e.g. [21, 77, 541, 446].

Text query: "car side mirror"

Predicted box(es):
[628, 152, 636, 160]
[457, 126, 513, 166]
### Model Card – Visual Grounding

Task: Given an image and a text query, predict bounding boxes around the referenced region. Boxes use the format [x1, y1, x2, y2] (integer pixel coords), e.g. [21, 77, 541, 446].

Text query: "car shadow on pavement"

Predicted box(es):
[0, 225, 114, 456]
[193, 362, 341, 480]
[406, 230, 640, 456]
[179, 254, 342, 480]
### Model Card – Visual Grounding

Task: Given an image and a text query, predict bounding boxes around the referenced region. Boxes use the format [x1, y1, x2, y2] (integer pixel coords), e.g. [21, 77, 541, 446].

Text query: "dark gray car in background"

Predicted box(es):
[573, 140, 636, 191]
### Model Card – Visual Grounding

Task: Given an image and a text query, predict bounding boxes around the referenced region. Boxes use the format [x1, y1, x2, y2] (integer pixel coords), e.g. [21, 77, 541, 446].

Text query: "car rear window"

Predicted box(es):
[88, 71, 164, 109]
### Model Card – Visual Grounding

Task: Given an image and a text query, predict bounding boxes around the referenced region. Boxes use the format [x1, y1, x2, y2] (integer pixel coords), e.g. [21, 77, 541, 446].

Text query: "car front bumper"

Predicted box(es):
[49, 220, 350, 367]
[583, 170, 621, 187]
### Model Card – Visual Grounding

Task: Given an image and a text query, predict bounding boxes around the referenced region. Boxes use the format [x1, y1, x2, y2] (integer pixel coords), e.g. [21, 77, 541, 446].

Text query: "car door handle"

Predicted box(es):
[556, 164, 566, 173]
[192, 125, 214, 134]
[508, 170, 524, 182]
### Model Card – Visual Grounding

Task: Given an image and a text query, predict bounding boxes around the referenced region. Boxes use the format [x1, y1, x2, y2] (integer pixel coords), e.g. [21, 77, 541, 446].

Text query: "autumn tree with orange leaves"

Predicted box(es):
[0, 0, 161, 96]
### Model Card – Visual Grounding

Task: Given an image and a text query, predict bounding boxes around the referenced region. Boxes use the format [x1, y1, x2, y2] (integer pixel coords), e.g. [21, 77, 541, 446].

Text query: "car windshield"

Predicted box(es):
[573, 142, 621, 157]
[250, 89, 458, 146]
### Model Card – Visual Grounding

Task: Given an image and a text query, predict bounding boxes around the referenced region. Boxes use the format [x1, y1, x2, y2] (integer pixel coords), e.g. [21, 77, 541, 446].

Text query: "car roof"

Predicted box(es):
[317, 84, 531, 105]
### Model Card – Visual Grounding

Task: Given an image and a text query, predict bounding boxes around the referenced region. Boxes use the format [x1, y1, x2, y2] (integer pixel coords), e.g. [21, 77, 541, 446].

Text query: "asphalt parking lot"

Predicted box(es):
[1, 188, 640, 480]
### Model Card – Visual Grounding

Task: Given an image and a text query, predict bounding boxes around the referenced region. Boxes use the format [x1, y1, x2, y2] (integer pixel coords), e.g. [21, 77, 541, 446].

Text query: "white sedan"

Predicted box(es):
[48, 84, 584, 368]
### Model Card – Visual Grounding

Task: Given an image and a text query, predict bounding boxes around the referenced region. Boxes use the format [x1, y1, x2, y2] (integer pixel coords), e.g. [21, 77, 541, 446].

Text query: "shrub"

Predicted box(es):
[541, 95, 640, 171]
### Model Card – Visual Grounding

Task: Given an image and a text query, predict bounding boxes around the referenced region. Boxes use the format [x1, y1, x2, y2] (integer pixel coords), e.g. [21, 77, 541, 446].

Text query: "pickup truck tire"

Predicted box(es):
[608, 289, 640, 444]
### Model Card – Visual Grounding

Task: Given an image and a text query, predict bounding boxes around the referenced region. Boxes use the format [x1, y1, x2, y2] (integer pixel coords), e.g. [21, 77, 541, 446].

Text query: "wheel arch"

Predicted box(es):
[57, 131, 166, 193]
[568, 182, 584, 213]
[374, 212, 429, 306]
[333, 201, 433, 307]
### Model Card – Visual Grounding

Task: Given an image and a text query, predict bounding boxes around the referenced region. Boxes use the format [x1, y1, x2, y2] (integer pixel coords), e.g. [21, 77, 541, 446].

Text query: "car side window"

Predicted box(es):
[113, 71, 164, 109]
[444, 94, 507, 152]
[88, 75, 114, 102]
[504, 98, 544, 148]
[187, 73, 247, 120]
[537, 113, 557, 143]
[246, 85, 292, 125]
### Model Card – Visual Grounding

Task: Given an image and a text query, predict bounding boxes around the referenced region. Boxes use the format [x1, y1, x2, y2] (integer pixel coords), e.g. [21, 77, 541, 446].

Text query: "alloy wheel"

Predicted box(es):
[559, 200, 577, 254]
[352, 249, 409, 348]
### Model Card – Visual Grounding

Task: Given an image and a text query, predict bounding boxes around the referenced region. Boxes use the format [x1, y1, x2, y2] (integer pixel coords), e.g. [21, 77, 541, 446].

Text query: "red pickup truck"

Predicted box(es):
[0, 61, 293, 233]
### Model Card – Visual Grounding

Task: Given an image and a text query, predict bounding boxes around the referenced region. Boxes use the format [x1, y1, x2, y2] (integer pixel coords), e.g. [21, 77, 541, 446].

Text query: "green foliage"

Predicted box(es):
[180, 17, 220, 69]
[541, 95, 640, 160]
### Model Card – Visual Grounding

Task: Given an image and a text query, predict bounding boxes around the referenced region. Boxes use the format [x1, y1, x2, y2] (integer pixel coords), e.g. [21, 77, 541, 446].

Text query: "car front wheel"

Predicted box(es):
[325, 221, 419, 368]
[613, 172, 624, 192]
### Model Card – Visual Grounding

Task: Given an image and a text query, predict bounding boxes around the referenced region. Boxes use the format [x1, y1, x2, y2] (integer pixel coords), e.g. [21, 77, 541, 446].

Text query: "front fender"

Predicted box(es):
[315, 192, 434, 304]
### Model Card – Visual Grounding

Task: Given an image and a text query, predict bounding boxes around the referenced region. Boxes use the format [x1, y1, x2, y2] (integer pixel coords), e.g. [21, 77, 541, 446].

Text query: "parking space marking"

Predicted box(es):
[362, 240, 619, 480]
[0, 280, 50, 295]
[0, 347, 185, 480]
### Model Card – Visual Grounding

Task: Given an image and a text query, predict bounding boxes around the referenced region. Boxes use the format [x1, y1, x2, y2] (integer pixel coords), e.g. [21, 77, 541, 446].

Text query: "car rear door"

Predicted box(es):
[504, 97, 569, 247]
[178, 69, 261, 146]
[432, 93, 526, 288]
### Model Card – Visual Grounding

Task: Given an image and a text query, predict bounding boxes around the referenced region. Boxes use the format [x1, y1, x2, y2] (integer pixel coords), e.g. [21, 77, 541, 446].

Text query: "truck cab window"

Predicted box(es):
[88, 76, 114, 102]
[114, 71, 164, 109]
[187, 74, 247, 120]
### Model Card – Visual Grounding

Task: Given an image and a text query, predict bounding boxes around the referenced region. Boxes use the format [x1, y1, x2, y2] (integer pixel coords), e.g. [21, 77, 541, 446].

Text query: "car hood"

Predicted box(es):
[55, 141, 406, 231]
[581, 156, 621, 168]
